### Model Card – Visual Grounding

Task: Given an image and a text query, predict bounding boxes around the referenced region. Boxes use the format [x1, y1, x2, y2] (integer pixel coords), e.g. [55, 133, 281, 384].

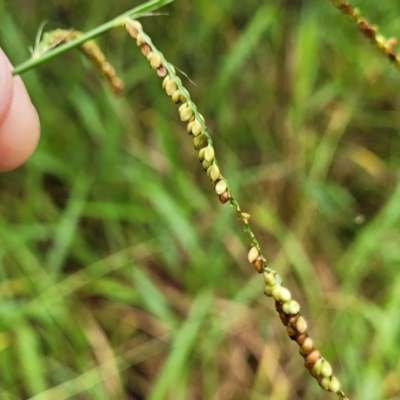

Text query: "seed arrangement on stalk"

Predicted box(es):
[10, 0, 400, 398]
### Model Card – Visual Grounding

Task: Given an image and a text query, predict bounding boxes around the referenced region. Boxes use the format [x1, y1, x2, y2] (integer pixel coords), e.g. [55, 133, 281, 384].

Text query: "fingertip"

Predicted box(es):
[0, 51, 41, 172]
[0, 78, 41, 171]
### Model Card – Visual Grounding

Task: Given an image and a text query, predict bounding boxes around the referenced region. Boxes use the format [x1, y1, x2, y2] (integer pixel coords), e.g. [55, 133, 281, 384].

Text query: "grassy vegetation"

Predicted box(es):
[1, 0, 400, 399]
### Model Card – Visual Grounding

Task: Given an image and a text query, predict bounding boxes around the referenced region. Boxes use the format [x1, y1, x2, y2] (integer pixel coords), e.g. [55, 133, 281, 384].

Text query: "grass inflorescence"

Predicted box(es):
[331, 0, 400, 68]
[125, 18, 349, 399]
[32, 29, 124, 94]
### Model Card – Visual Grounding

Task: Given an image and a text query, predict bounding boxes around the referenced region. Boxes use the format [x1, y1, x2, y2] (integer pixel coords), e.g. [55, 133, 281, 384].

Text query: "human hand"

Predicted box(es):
[0, 48, 40, 172]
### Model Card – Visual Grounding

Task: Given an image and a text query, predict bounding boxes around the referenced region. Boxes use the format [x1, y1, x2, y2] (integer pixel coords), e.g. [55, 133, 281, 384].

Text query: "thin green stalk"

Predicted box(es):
[12, 0, 173, 76]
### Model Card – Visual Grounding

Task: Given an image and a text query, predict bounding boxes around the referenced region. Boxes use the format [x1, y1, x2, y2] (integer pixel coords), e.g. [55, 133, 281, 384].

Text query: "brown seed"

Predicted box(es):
[253, 257, 263, 273]
[157, 66, 167, 78]
[305, 350, 321, 365]
[111, 78, 124, 95]
[141, 44, 151, 56]
[300, 337, 314, 354]
[304, 360, 314, 370]
[286, 325, 296, 337]
[287, 314, 299, 327]
[295, 316, 308, 333]
[279, 313, 288, 325]
[126, 24, 139, 39]
[219, 191, 230, 204]
[295, 332, 307, 345]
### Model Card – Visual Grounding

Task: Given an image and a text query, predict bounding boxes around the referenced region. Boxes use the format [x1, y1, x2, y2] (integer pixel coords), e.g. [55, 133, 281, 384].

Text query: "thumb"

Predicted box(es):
[0, 48, 40, 172]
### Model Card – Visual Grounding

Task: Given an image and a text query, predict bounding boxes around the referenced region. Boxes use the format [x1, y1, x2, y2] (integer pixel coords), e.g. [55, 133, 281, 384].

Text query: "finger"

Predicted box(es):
[0, 48, 40, 172]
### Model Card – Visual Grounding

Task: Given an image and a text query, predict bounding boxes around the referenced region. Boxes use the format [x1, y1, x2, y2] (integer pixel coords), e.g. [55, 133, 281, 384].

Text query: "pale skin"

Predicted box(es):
[0, 48, 40, 172]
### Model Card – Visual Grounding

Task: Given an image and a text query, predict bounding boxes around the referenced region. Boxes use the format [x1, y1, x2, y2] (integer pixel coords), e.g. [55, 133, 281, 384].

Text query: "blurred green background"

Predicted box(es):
[1, 0, 400, 399]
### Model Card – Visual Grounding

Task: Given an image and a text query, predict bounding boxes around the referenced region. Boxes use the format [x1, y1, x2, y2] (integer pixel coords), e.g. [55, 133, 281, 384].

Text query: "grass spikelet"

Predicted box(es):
[33, 29, 124, 94]
[125, 17, 349, 399]
[330, 0, 400, 67]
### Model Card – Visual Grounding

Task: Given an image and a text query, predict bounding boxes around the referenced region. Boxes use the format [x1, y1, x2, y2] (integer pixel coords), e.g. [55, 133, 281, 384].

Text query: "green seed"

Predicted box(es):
[320, 377, 330, 391]
[208, 164, 220, 181]
[264, 284, 276, 297]
[271, 286, 281, 301]
[282, 300, 300, 315]
[193, 134, 207, 150]
[311, 358, 323, 376]
[263, 271, 276, 286]
[320, 360, 333, 378]
[204, 146, 215, 162]
[215, 180, 227, 195]
[328, 376, 341, 393]
[277, 287, 292, 303]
